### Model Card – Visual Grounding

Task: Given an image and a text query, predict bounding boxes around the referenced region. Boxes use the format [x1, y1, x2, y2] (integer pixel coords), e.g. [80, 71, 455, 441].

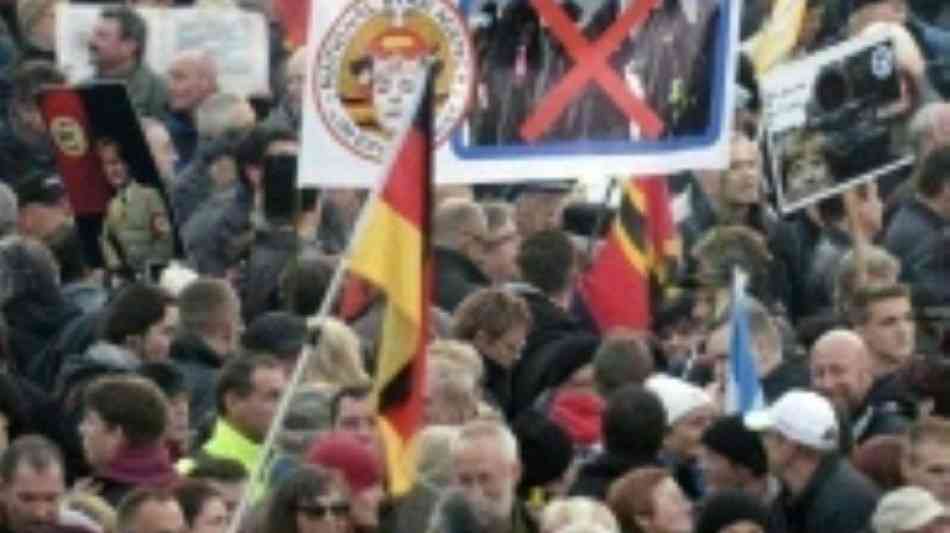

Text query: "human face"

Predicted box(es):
[854, 183, 883, 237]
[167, 393, 190, 451]
[666, 406, 716, 460]
[705, 326, 730, 387]
[721, 135, 761, 206]
[515, 193, 567, 238]
[209, 156, 239, 190]
[78, 410, 122, 470]
[89, 18, 133, 72]
[699, 446, 743, 493]
[335, 396, 379, 450]
[28, 2, 57, 51]
[228, 367, 286, 442]
[131, 499, 187, 533]
[856, 296, 915, 372]
[721, 522, 766, 533]
[98, 143, 130, 189]
[168, 58, 213, 112]
[206, 481, 245, 523]
[649, 477, 693, 533]
[480, 323, 528, 368]
[19, 203, 70, 243]
[810, 337, 873, 415]
[453, 438, 519, 523]
[905, 438, 950, 507]
[785, 149, 830, 202]
[371, 56, 422, 134]
[761, 431, 795, 479]
[142, 305, 178, 362]
[352, 484, 384, 529]
[145, 123, 179, 184]
[482, 222, 521, 283]
[1, 463, 64, 533]
[295, 492, 350, 533]
[191, 497, 228, 533]
[285, 56, 306, 117]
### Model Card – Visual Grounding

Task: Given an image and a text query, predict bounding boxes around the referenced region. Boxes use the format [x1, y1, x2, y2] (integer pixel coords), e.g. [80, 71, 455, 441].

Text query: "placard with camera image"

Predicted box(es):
[761, 34, 915, 215]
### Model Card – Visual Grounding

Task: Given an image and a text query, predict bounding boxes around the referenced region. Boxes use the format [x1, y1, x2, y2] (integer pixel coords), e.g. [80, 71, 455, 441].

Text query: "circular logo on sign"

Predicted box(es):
[49, 116, 88, 158]
[313, 0, 474, 161]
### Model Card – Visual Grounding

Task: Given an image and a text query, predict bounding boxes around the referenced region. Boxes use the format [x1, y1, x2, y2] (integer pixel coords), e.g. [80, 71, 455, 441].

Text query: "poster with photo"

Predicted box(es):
[761, 33, 915, 214]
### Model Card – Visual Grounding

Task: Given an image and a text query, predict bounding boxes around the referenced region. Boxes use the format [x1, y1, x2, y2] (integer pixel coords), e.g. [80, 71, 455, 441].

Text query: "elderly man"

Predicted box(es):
[263, 46, 304, 133]
[433, 198, 491, 312]
[163, 49, 218, 168]
[446, 419, 536, 533]
[87, 6, 167, 117]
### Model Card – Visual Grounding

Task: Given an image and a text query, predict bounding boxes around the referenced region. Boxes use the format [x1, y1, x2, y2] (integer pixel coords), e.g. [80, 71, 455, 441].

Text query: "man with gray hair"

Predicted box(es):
[433, 198, 490, 312]
[163, 48, 218, 169]
[443, 418, 535, 533]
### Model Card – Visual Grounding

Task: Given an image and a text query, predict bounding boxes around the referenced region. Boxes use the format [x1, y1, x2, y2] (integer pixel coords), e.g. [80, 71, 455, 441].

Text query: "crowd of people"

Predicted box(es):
[0, 0, 949, 533]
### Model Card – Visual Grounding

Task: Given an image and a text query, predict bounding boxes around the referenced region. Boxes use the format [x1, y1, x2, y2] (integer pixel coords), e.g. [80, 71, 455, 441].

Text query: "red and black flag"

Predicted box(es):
[345, 67, 435, 496]
[578, 176, 680, 332]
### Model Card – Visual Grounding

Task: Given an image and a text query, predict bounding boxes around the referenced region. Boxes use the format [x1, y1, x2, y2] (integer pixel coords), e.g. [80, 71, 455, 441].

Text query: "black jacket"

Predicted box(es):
[762, 358, 811, 404]
[569, 450, 659, 500]
[170, 333, 225, 428]
[781, 454, 880, 533]
[884, 198, 948, 281]
[849, 373, 913, 446]
[433, 246, 490, 312]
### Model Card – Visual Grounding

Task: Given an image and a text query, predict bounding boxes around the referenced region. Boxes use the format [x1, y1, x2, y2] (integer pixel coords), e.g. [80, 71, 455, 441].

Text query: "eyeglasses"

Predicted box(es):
[296, 501, 350, 520]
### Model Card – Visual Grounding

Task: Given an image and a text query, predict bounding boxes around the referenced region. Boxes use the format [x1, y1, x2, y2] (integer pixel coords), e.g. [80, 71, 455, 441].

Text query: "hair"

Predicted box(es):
[330, 385, 373, 426]
[833, 245, 901, 316]
[542, 498, 621, 533]
[846, 283, 911, 326]
[306, 317, 369, 387]
[452, 288, 532, 342]
[451, 418, 519, 463]
[709, 294, 780, 360]
[62, 491, 117, 533]
[116, 488, 177, 533]
[908, 103, 950, 158]
[215, 355, 282, 416]
[433, 198, 487, 249]
[415, 425, 459, 488]
[177, 278, 237, 336]
[101, 283, 175, 345]
[0, 435, 63, 483]
[195, 93, 253, 140]
[428, 339, 484, 387]
[602, 384, 666, 457]
[0, 184, 17, 238]
[914, 145, 950, 198]
[481, 201, 515, 233]
[100, 6, 148, 62]
[606, 467, 672, 533]
[46, 223, 91, 283]
[16, 0, 59, 39]
[279, 252, 334, 317]
[174, 480, 222, 528]
[903, 416, 950, 466]
[138, 361, 188, 400]
[187, 456, 248, 483]
[851, 434, 904, 490]
[84, 375, 168, 448]
[236, 125, 297, 183]
[266, 465, 348, 533]
[517, 230, 575, 295]
[593, 331, 655, 397]
[781, 129, 828, 181]
[11, 60, 65, 105]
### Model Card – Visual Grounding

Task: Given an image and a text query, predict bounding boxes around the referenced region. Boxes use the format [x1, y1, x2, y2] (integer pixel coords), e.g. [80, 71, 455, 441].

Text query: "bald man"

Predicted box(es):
[164, 49, 218, 167]
[810, 329, 909, 446]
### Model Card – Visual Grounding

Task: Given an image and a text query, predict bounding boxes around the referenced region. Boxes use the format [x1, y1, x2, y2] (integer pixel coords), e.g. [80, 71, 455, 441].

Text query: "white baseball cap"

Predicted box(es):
[872, 487, 949, 533]
[645, 374, 713, 425]
[744, 390, 839, 451]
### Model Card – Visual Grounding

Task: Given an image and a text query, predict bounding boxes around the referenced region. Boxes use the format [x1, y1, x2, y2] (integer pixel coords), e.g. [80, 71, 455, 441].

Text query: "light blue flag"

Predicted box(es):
[725, 269, 766, 414]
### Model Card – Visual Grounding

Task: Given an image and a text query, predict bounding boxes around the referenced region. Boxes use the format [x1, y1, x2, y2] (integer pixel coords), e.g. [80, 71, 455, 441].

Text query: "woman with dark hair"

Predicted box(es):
[267, 465, 352, 533]
[606, 467, 693, 533]
[175, 480, 229, 533]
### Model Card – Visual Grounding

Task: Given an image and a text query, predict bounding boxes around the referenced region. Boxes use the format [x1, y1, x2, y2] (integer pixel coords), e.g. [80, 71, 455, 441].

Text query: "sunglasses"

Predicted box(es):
[296, 501, 350, 520]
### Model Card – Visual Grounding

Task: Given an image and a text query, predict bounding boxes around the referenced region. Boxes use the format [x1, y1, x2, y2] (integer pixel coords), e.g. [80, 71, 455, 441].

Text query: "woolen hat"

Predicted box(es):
[701, 415, 768, 477]
[307, 431, 382, 493]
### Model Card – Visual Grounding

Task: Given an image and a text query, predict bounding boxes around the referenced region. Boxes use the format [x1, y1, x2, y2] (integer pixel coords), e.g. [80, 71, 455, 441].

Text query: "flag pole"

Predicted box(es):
[224, 64, 434, 533]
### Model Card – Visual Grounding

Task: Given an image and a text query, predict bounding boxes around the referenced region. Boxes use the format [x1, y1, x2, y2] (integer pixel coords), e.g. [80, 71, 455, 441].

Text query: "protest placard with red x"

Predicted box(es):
[519, 0, 665, 143]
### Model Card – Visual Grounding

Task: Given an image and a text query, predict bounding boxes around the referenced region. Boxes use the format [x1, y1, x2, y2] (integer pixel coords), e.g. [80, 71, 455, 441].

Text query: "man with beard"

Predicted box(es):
[449, 419, 537, 533]
[86, 6, 167, 117]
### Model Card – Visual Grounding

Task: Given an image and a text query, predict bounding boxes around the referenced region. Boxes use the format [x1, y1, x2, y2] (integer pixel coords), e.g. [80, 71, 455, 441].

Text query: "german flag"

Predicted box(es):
[578, 176, 680, 332]
[346, 69, 434, 496]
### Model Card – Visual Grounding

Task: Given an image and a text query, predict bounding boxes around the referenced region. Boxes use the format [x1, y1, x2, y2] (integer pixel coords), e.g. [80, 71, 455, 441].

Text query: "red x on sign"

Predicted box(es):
[519, 0, 666, 143]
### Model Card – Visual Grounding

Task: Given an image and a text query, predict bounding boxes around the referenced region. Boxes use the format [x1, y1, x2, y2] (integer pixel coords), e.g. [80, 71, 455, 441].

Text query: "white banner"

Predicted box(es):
[56, 4, 270, 97]
[298, 0, 741, 187]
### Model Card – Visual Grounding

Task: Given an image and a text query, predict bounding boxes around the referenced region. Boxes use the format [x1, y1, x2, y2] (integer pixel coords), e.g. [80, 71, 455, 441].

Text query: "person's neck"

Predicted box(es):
[782, 455, 821, 496]
[99, 58, 138, 78]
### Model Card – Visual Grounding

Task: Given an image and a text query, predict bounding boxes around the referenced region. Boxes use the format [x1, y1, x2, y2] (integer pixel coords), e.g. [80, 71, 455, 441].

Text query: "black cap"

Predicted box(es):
[701, 415, 769, 477]
[241, 311, 307, 359]
[14, 174, 65, 206]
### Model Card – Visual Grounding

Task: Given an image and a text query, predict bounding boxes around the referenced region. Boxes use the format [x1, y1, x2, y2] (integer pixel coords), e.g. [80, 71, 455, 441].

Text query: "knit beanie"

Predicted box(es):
[306, 431, 382, 493]
[512, 410, 574, 496]
[700, 415, 768, 477]
[695, 490, 771, 533]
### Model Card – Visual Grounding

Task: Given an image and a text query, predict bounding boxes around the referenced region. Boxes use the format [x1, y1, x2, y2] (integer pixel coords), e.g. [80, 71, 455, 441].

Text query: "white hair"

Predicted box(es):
[451, 418, 519, 464]
[542, 498, 620, 533]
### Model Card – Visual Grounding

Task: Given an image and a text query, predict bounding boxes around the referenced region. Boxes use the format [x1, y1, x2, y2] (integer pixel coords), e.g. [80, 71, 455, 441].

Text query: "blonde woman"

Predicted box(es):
[305, 317, 370, 388]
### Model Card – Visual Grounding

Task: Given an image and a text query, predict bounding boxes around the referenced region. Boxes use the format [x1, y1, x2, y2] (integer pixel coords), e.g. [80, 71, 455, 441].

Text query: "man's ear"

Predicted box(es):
[509, 460, 522, 487]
